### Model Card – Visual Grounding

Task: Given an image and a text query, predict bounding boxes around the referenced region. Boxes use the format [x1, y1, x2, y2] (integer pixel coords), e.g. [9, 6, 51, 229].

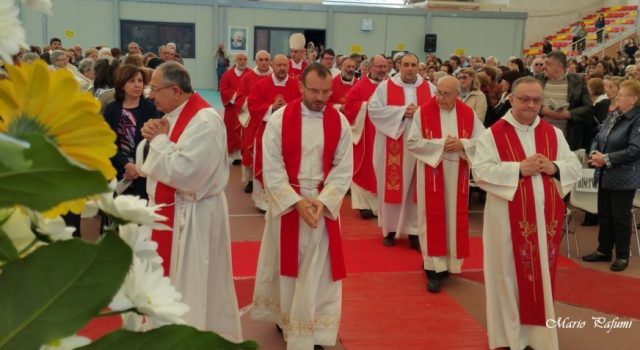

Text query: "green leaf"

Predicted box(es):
[0, 233, 133, 350]
[0, 228, 19, 263]
[0, 133, 109, 211]
[78, 325, 260, 350]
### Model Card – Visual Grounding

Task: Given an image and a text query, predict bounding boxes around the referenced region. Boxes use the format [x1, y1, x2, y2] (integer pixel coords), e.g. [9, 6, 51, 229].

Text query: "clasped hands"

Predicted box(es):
[295, 197, 325, 229]
[141, 118, 169, 141]
[404, 103, 417, 118]
[444, 135, 464, 153]
[588, 151, 606, 168]
[520, 153, 557, 177]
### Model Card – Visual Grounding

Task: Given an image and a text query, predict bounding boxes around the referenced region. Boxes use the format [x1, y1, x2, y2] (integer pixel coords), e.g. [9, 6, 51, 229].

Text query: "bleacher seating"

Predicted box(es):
[523, 5, 638, 57]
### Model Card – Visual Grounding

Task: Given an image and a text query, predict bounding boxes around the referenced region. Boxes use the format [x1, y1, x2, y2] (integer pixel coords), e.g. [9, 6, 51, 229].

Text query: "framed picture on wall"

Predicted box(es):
[229, 27, 248, 52]
[121, 20, 196, 58]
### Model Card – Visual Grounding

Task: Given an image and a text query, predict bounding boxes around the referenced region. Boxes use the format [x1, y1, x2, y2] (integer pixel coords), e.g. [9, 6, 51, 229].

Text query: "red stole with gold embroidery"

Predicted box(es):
[152, 93, 211, 276]
[280, 99, 347, 281]
[384, 79, 431, 203]
[419, 99, 474, 258]
[490, 118, 564, 326]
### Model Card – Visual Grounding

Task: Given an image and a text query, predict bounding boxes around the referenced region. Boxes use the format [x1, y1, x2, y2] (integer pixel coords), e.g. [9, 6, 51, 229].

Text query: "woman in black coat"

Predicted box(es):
[583, 80, 640, 272]
[103, 64, 160, 198]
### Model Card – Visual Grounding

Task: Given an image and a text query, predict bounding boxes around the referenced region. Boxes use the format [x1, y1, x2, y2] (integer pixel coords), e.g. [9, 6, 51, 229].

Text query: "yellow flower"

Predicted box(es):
[0, 60, 117, 216]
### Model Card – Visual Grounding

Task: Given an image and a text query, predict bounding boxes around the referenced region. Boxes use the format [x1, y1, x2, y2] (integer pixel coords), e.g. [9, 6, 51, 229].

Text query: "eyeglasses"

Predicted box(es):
[534, 63, 544, 66]
[513, 95, 543, 105]
[372, 65, 388, 69]
[149, 85, 175, 93]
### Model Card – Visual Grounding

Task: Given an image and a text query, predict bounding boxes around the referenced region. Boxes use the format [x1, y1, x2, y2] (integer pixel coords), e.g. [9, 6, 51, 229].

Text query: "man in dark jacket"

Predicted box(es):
[534, 51, 593, 150]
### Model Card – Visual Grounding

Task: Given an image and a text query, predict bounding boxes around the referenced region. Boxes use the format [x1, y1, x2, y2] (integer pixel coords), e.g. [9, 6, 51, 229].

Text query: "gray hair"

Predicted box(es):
[98, 47, 112, 59]
[50, 50, 66, 63]
[78, 58, 95, 74]
[20, 52, 39, 63]
[157, 61, 193, 93]
[511, 76, 544, 93]
[255, 50, 271, 60]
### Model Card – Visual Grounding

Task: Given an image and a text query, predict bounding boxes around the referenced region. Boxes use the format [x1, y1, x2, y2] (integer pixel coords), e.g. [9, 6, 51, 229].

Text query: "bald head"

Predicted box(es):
[273, 54, 289, 81]
[435, 76, 460, 111]
[369, 54, 387, 81]
[255, 50, 270, 61]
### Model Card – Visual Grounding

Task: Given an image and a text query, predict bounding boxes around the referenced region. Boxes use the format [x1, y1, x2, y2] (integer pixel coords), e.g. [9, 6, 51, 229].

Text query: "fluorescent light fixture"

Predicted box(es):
[322, 0, 408, 8]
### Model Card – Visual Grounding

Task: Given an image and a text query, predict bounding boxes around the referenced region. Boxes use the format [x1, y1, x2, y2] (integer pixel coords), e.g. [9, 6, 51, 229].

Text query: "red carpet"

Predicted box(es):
[232, 236, 579, 278]
[460, 266, 640, 320]
[340, 272, 487, 350]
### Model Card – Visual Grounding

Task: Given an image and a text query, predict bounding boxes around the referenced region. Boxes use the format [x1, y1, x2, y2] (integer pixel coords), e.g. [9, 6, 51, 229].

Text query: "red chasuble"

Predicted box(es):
[219, 66, 249, 154]
[249, 76, 301, 187]
[384, 79, 431, 203]
[343, 77, 378, 193]
[288, 59, 308, 80]
[419, 99, 474, 258]
[328, 75, 358, 106]
[235, 70, 271, 167]
[152, 93, 211, 276]
[490, 119, 565, 326]
[279, 99, 347, 281]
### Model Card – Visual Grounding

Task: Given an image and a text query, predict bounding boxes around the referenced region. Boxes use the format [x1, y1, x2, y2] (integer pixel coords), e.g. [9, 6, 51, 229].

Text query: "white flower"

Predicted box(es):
[0, 0, 28, 63]
[121, 312, 151, 332]
[86, 193, 169, 229]
[109, 257, 190, 326]
[39, 335, 90, 350]
[119, 224, 162, 269]
[22, 0, 52, 15]
[32, 213, 75, 241]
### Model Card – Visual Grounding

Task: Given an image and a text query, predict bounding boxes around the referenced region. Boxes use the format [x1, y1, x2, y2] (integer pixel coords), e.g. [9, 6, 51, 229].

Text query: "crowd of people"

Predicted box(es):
[2, 31, 640, 350]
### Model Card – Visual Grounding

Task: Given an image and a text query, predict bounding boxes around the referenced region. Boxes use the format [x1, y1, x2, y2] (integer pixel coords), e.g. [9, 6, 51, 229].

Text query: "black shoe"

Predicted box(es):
[611, 259, 629, 271]
[244, 181, 253, 194]
[232, 159, 241, 166]
[359, 209, 374, 219]
[580, 214, 599, 226]
[582, 251, 612, 262]
[314, 346, 325, 350]
[427, 278, 441, 293]
[382, 232, 396, 247]
[275, 323, 283, 334]
[408, 235, 421, 252]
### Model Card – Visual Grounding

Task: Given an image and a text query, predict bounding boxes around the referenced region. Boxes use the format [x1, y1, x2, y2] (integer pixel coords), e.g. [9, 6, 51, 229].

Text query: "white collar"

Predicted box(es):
[253, 66, 273, 76]
[340, 75, 355, 85]
[272, 74, 288, 87]
[367, 75, 383, 85]
[164, 99, 190, 126]
[390, 74, 424, 88]
[291, 59, 303, 69]
[301, 102, 325, 118]
[234, 66, 246, 77]
[503, 110, 540, 131]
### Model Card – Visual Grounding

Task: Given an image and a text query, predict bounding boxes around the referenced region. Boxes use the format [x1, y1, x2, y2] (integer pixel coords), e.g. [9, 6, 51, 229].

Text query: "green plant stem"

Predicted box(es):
[18, 238, 38, 256]
[97, 308, 136, 317]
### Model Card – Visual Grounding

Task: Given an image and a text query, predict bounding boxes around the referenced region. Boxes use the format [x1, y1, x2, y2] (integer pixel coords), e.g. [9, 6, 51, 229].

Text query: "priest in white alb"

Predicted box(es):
[472, 77, 581, 350]
[137, 62, 242, 341]
[407, 76, 485, 293]
[252, 63, 353, 350]
[368, 52, 436, 250]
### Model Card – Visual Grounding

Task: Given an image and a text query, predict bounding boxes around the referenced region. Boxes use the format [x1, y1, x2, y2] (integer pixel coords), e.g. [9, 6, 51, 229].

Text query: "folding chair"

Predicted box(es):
[566, 168, 598, 258]
[630, 191, 640, 256]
